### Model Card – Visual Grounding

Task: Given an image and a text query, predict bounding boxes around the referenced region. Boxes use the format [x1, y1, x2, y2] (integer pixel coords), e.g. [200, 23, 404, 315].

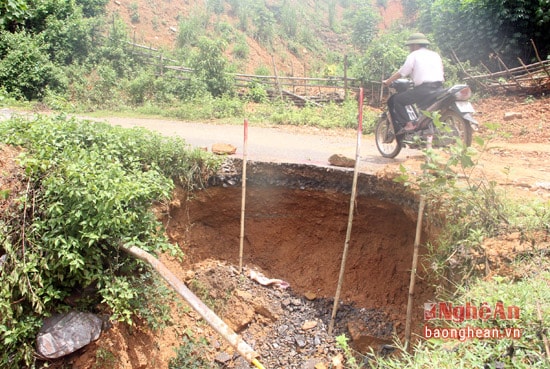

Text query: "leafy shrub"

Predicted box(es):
[251, 4, 276, 47]
[246, 81, 269, 103]
[344, 3, 380, 51]
[127, 70, 157, 105]
[129, 2, 140, 23]
[65, 64, 124, 110]
[232, 38, 250, 59]
[76, 0, 108, 18]
[279, 1, 298, 38]
[351, 28, 409, 84]
[0, 31, 66, 100]
[0, 114, 220, 367]
[191, 37, 235, 97]
[176, 18, 201, 48]
[0, 0, 29, 31]
[169, 335, 211, 369]
[254, 65, 271, 76]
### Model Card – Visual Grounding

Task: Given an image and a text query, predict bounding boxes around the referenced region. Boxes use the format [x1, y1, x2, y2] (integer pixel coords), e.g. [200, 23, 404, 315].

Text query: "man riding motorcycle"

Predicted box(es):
[383, 33, 444, 134]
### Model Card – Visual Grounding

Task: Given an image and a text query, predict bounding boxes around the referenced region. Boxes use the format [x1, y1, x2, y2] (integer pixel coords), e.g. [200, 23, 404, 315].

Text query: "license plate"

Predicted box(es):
[455, 101, 475, 113]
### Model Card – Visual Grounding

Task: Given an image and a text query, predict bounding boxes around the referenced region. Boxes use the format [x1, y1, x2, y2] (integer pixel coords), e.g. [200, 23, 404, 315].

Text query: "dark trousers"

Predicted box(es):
[389, 82, 443, 127]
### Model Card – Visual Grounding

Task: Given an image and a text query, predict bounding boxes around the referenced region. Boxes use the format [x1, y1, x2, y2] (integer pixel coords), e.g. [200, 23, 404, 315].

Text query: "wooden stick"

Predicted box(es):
[328, 88, 364, 335]
[379, 60, 385, 105]
[239, 119, 249, 273]
[531, 39, 550, 78]
[495, 53, 524, 91]
[404, 194, 426, 350]
[517, 58, 541, 89]
[271, 55, 283, 100]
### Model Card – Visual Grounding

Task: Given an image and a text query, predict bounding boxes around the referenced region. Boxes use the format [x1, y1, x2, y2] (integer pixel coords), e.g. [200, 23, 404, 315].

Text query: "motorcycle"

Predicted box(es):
[374, 79, 478, 158]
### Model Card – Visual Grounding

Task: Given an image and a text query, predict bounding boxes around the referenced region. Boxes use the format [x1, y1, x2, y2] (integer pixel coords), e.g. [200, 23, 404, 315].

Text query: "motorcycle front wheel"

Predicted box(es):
[375, 114, 402, 158]
[433, 110, 473, 147]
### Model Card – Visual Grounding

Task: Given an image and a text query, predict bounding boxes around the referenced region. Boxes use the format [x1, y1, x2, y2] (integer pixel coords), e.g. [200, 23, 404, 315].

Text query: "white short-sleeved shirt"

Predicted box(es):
[398, 48, 444, 87]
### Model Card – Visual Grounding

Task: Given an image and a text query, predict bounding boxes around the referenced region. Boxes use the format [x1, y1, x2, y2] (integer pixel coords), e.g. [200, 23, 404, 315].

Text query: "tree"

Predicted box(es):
[0, 31, 66, 99]
[191, 37, 235, 97]
[422, 0, 550, 69]
[0, 0, 29, 31]
[345, 3, 380, 51]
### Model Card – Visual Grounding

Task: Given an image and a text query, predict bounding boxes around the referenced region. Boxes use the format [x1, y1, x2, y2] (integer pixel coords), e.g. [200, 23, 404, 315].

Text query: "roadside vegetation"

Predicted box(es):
[377, 127, 550, 368]
[0, 114, 221, 367]
[0, 0, 549, 368]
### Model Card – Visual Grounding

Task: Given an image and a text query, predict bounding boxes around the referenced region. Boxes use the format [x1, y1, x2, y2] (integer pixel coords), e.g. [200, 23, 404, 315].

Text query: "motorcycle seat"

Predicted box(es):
[417, 87, 446, 110]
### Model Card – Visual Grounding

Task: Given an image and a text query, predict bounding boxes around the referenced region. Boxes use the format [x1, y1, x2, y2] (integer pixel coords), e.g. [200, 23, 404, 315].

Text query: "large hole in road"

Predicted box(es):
[164, 160, 435, 354]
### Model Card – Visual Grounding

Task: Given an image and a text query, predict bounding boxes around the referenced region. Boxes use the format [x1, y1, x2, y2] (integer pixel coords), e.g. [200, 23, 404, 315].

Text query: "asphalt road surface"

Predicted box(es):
[95, 116, 416, 174]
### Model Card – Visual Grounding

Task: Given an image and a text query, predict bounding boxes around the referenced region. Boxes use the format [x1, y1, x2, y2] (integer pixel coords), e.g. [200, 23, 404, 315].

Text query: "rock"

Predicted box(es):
[214, 352, 232, 364]
[36, 311, 105, 359]
[212, 143, 237, 155]
[503, 112, 522, 121]
[235, 289, 253, 301]
[304, 291, 317, 300]
[331, 353, 344, 369]
[328, 154, 355, 168]
[234, 356, 251, 369]
[295, 335, 307, 348]
[301, 320, 318, 330]
[223, 299, 254, 332]
[347, 320, 392, 353]
[252, 300, 280, 321]
[303, 358, 323, 369]
[535, 182, 550, 190]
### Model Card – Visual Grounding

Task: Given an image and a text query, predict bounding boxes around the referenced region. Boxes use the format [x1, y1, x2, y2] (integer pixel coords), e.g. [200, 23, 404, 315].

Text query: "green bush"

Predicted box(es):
[0, 31, 66, 100]
[0, 114, 221, 367]
[351, 28, 409, 84]
[344, 3, 380, 51]
[169, 335, 212, 369]
[127, 70, 157, 105]
[232, 38, 250, 59]
[246, 81, 269, 103]
[191, 37, 235, 97]
[0, 0, 29, 30]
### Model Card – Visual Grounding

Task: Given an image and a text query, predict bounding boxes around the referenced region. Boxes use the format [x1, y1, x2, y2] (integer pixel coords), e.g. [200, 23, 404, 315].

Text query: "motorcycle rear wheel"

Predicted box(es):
[433, 110, 473, 147]
[375, 114, 402, 158]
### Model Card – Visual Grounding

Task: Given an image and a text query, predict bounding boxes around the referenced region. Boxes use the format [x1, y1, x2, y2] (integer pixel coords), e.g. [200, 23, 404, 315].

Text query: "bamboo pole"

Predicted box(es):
[531, 39, 550, 78]
[404, 194, 426, 350]
[344, 55, 348, 100]
[379, 60, 385, 105]
[271, 55, 283, 100]
[328, 87, 364, 335]
[120, 244, 265, 369]
[239, 119, 249, 273]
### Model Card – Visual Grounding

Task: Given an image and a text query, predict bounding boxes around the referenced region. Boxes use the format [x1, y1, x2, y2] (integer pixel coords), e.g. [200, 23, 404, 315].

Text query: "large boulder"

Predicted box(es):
[36, 311, 106, 359]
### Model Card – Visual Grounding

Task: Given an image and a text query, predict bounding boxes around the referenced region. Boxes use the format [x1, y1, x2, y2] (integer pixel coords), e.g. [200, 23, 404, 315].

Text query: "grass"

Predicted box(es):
[24, 95, 381, 134]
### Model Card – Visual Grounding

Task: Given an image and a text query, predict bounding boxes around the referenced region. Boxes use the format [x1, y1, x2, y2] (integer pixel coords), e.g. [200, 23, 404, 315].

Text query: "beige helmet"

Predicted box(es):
[405, 33, 430, 46]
